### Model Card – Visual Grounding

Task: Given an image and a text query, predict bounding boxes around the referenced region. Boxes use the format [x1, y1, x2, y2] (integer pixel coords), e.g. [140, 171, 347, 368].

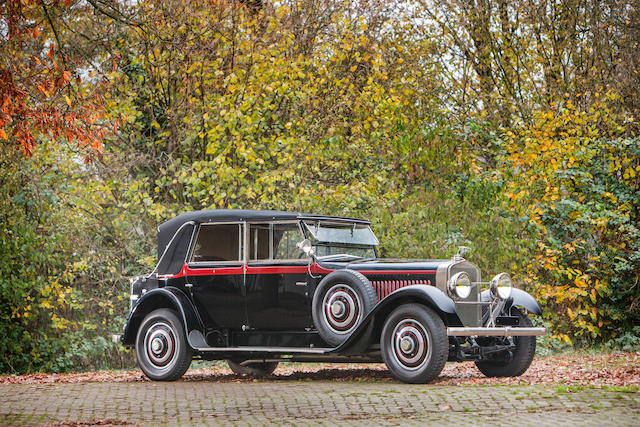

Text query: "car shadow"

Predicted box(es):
[183, 368, 394, 383]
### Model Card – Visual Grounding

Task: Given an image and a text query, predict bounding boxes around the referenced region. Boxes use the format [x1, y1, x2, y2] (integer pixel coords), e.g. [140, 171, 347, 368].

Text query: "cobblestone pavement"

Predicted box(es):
[1, 375, 639, 426]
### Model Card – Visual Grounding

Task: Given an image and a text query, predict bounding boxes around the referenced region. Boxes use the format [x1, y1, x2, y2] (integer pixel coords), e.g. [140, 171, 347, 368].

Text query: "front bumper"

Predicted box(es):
[447, 327, 546, 337]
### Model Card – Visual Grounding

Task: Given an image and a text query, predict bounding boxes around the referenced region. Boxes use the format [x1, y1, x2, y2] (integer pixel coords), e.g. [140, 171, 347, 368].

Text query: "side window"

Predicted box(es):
[248, 222, 305, 261]
[273, 223, 304, 259]
[191, 224, 242, 263]
[249, 223, 270, 260]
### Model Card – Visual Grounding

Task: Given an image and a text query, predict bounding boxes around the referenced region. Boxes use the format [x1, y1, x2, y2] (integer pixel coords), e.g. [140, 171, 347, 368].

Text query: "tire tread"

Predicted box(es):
[475, 308, 536, 377]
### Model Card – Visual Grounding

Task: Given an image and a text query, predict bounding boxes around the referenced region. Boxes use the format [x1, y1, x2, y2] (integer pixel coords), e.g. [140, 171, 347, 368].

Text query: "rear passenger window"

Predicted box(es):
[191, 224, 243, 263]
[249, 223, 270, 260]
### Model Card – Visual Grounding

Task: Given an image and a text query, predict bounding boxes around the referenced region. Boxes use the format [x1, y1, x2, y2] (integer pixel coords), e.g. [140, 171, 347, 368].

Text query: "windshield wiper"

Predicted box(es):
[317, 254, 364, 261]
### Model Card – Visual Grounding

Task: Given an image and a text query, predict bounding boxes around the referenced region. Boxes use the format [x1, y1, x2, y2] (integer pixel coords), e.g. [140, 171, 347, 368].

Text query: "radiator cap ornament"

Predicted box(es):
[453, 246, 471, 260]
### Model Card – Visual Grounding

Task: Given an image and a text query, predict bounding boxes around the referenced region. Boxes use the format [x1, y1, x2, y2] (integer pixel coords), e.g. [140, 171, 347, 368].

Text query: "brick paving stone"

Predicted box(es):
[0, 381, 638, 426]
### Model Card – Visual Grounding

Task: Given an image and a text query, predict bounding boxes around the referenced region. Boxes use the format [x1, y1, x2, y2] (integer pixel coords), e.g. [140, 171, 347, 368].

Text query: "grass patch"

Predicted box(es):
[555, 385, 586, 393]
[601, 385, 639, 393]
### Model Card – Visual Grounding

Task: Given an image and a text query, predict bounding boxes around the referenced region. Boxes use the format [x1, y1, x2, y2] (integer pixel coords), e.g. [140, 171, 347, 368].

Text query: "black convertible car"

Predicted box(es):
[116, 209, 546, 383]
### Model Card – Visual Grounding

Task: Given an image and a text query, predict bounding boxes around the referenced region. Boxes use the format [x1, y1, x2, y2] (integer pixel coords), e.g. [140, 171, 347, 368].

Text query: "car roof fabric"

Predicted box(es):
[156, 209, 371, 270]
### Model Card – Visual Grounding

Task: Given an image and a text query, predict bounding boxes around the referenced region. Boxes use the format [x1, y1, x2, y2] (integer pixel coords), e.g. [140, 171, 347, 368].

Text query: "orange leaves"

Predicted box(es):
[0, 1, 109, 162]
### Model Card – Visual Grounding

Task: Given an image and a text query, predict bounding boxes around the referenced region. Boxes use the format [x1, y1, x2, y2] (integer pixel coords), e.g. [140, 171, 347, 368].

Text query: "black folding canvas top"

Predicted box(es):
[156, 209, 370, 274]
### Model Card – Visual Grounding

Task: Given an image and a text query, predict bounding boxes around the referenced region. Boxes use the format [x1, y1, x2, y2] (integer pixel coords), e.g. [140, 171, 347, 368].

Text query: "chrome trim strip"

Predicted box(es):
[192, 346, 333, 354]
[447, 327, 547, 337]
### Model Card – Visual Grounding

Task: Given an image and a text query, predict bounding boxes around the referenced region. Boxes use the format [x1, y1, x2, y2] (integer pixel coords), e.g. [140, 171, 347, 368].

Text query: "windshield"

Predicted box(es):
[303, 221, 379, 245]
[303, 220, 378, 260]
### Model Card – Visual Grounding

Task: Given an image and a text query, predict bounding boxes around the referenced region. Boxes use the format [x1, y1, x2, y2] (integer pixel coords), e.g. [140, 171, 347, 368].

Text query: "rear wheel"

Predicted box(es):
[475, 308, 536, 377]
[136, 308, 193, 381]
[227, 360, 279, 377]
[380, 304, 448, 384]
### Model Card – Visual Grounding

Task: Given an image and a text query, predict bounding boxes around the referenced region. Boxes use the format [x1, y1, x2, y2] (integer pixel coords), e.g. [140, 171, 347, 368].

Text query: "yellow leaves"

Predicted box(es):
[349, 65, 358, 72]
[622, 167, 636, 180]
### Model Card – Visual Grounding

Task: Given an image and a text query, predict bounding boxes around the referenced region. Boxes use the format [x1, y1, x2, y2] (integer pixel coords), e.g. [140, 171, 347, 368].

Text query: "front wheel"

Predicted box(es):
[135, 308, 193, 381]
[475, 308, 536, 377]
[227, 360, 279, 377]
[381, 304, 448, 384]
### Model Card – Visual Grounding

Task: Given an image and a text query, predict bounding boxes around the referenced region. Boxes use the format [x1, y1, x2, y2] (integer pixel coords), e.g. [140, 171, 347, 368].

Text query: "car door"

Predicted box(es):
[245, 221, 312, 329]
[186, 222, 247, 330]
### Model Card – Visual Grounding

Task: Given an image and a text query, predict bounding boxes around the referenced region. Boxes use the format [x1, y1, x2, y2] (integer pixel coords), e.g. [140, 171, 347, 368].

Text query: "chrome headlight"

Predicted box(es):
[448, 271, 472, 299]
[490, 273, 513, 299]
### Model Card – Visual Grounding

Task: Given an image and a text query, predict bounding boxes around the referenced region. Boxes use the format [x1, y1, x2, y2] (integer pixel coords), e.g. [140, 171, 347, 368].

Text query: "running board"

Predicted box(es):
[447, 327, 547, 337]
[191, 346, 333, 354]
[187, 330, 333, 354]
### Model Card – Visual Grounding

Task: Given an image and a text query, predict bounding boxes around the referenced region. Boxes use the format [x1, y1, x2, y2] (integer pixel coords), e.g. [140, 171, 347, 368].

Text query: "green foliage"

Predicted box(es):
[503, 104, 640, 342]
[605, 327, 640, 352]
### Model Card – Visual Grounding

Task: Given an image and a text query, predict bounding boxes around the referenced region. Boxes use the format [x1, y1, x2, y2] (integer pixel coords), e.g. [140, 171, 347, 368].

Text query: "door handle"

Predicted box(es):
[295, 281, 308, 287]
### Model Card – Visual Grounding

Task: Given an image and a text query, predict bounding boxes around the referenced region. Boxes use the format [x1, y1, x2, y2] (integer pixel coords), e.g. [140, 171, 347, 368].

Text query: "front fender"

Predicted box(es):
[121, 287, 203, 346]
[480, 288, 542, 315]
[333, 285, 460, 354]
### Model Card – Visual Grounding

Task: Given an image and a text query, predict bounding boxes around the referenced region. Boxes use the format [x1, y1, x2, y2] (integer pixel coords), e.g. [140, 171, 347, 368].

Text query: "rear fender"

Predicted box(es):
[121, 287, 203, 346]
[480, 288, 542, 315]
[333, 285, 461, 354]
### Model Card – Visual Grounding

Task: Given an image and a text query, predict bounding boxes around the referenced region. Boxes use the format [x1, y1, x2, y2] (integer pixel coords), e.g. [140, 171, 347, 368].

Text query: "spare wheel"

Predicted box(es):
[312, 269, 377, 347]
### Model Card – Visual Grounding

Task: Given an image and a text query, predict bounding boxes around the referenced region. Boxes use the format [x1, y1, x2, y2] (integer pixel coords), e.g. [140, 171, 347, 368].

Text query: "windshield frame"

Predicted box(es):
[300, 219, 379, 260]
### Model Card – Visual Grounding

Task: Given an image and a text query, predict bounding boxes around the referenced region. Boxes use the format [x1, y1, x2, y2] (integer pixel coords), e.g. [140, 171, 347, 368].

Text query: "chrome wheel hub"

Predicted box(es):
[331, 301, 346, 317]
[322, 284, 363, 335]
[400, 336, 415, 353]
[151, 337, 164, 354]
[391, 319, 431, 370]
[144, 322, 177, 369]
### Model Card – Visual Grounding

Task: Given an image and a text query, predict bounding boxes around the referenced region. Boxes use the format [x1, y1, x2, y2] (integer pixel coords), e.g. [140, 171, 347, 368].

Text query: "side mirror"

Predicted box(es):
[296, 239, 315, 257]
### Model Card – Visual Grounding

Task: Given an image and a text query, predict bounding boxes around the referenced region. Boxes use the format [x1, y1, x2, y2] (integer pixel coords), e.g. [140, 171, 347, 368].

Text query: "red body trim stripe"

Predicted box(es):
[355, 270, 436, 275]
[158, 263, 436, 280]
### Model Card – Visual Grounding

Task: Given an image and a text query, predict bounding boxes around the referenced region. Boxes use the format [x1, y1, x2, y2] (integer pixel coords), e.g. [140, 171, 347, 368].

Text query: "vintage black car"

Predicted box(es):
[116, 209, 546, 383]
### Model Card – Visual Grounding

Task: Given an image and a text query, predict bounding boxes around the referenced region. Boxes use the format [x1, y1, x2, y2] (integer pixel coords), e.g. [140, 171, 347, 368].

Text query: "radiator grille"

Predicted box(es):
[371, 279, 431, 301]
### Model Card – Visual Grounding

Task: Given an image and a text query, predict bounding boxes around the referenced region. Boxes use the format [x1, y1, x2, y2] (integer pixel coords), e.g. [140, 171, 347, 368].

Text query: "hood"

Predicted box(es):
[318, 258, 446, 272]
